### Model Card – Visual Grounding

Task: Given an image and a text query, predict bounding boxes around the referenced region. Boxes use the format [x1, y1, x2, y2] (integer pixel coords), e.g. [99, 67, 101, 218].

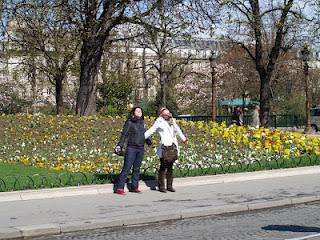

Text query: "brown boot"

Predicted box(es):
[166, 172, 175, 192]
[158, 171, 166, 193]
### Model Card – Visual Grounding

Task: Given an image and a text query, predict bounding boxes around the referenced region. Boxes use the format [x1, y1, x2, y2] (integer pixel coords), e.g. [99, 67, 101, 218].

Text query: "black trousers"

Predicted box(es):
[159, 158, 173, 175]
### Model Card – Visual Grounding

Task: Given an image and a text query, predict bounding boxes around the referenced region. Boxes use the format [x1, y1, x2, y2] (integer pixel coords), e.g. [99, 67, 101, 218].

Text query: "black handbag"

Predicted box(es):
[115, 120, 132, 157]
[162, 144, 178, 163]
[114, 138, 128, 157]
[114, 145, 126, 156]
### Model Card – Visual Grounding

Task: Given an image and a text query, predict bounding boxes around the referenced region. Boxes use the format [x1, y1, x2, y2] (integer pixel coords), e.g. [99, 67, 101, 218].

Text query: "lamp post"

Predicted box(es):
[209, 50, 217, 121]
[242, 90, 249, 111]
[301, 45, 311, 133]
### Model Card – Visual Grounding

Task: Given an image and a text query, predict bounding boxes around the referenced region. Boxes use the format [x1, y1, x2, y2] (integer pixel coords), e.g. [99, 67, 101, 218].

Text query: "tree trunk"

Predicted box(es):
[76, 39, 104, 116]
[248, 0, 293, 127]
[159, 73, 166, 107]
[29, 59, 37, 101]
[304, 62, 311, 132]
[142, 46, 149, 99]
[259, 73, 272, 127]
[54, 72, 64, 114]
[211, 64, 216, 121]
[159, 57, 166, 107]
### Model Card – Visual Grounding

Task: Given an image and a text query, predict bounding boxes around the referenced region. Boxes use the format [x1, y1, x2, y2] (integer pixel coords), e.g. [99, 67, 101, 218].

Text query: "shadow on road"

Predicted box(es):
[262, 225, 320, 233]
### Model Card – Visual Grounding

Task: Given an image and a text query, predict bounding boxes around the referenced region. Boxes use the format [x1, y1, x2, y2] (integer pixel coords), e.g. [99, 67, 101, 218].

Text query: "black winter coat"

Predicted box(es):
[117, 116, 148, 148]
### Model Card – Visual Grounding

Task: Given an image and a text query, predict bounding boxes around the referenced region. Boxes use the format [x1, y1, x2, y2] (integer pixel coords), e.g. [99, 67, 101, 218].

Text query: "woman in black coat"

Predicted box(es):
[115, 107, 151, 195]
[231, 106, 242, 126]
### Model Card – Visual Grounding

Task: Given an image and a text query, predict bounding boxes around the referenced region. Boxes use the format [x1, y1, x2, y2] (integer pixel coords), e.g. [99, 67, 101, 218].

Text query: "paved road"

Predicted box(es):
[2, 169, 320, 239]
[33, 201, 320, 240]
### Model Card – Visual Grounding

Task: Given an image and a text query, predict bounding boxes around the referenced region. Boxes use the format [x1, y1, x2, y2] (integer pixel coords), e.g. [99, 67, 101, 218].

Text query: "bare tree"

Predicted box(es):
[312, 1, 320, 35]
[196, 0, 311, 126]
[9, 0, 80, 114]
[0, 0, 8, 35]
[136, 0, 194, 107]
[60, 0, 161, 116]
[97, 38, 137, 114]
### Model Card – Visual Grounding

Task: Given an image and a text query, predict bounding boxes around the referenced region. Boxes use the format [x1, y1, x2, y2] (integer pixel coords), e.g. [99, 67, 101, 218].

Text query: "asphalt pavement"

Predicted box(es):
[1, 166, 320, 239]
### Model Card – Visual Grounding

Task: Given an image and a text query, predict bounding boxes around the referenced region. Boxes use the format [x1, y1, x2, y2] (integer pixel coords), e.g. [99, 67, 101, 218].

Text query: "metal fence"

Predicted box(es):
[176, 114, 305, 128]
[269, 114, 305, 128]
[0, 172, 115, 192]
[0, 154, 318, 192]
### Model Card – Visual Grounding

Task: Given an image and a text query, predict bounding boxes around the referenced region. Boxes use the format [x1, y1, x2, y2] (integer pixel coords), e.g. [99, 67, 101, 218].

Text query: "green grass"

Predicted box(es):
[0, 162, 98, 192]
[0, 162, 59, 177]
[1, 154, 320, 192]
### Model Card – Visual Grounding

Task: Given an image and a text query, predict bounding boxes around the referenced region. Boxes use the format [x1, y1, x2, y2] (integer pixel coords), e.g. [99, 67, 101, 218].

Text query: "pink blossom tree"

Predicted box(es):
[175, 62, 236, 115]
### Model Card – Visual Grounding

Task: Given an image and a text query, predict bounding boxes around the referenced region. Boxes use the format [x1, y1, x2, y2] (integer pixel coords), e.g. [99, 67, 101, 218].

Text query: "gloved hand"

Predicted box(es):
[115, 145, 122, 154]
[146, 138, 152, 146]
[184, 139, 189, 145]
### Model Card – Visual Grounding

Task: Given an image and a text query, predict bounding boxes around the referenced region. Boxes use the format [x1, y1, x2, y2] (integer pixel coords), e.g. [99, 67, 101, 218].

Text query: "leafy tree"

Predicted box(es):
[97, 72, 134, 116]
[0, 82, 30, 114]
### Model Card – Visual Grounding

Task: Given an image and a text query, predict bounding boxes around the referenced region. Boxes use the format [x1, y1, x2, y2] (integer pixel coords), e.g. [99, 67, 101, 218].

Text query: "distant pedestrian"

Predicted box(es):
[114, 107, 152, 195]
[240, 108, 245, 126]
[251, 105, 260, 128]
[145, 107, 188, 193]
[231, 106, 242, 126]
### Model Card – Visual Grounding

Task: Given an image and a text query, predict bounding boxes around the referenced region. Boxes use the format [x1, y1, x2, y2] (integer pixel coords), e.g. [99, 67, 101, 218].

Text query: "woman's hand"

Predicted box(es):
[145, 138, 152, 146]
[115, 146, 122, 154]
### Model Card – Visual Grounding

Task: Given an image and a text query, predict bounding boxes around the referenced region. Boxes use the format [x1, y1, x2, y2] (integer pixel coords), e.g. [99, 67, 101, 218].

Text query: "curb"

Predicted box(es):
[1, 166, 320, 203]
[1, 195, 320, 239]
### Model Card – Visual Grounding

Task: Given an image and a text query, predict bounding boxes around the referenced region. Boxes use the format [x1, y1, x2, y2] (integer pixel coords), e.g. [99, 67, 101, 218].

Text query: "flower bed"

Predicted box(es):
[0, 114, 319, 176]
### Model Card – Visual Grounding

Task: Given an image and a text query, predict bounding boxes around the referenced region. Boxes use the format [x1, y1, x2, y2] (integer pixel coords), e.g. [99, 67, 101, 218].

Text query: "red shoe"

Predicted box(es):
[115, 189, 125, 195]
[130, 189, 142, 193]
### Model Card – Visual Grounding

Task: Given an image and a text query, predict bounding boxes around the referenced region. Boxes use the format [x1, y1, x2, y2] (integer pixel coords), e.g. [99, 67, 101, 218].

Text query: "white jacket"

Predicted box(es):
[145, 117, 186, 158]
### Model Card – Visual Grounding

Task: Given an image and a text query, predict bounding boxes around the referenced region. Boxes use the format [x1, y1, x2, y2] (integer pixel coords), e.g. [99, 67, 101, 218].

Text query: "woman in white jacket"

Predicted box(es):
[145, 108, 187, 193]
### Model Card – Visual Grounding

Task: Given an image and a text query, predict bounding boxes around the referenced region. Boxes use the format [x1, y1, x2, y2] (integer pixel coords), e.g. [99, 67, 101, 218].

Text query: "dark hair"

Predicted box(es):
[129, 106, 144, 120]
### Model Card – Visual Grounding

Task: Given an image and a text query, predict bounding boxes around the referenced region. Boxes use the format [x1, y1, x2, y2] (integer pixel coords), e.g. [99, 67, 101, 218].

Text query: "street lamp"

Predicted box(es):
[209, 50, 217, 121]
[301, 45, 312, 133]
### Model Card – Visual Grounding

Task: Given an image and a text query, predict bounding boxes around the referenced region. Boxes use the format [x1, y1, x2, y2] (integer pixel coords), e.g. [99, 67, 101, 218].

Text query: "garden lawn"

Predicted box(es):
[0, 114, 319, 180]
[0, 162, 60, 177]
[0, 162, 97, 192]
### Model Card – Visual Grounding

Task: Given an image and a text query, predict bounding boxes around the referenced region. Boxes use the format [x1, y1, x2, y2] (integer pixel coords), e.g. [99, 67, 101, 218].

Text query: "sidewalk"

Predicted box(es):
[1, 166, 320, 239]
